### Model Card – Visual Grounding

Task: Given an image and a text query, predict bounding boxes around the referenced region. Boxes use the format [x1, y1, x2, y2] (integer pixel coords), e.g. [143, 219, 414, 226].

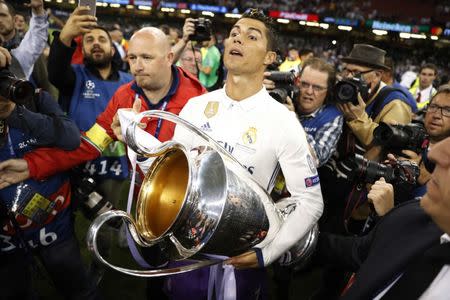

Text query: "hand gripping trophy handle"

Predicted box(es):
[86, 110, 318, 277]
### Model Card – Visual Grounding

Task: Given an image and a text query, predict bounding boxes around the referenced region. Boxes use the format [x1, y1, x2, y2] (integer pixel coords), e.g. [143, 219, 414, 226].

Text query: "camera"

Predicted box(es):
[349, 154, 420, 203]
[334, 76, 369, 105]
[267, 71, 300, 104]
[373, 121, 429, 154]
[72, 176, 121, 228]
[189, 18, 212, 42]
[0, 68, 35, 105]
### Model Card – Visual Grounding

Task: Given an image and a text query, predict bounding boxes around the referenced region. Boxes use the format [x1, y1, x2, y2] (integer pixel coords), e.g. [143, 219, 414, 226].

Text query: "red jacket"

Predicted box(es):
[25, 67, 206, 179]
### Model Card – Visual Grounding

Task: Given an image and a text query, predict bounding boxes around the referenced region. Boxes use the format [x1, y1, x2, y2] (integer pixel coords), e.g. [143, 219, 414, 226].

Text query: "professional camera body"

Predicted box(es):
[189, 18, 212, 42]
[334, 76, 369, 105]
[0, 68, 35, 105]
[71, 175, 121, 228]
[373, 121, 429, 154]
[349, 154, 420, 203]
[267, 71, 300, 104]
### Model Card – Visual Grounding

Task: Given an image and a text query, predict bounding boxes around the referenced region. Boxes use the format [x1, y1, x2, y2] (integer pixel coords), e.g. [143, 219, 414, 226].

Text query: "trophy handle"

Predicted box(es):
[125, 110, 245, 168]
[86, 210, 223, 277]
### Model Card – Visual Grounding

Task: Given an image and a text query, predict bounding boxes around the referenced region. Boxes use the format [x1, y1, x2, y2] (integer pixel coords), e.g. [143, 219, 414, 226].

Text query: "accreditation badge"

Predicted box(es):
[204, 101, 219, 118]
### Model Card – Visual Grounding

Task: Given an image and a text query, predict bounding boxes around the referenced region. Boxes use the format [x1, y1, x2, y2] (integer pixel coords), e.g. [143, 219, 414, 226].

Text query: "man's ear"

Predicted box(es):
[167, 51, 174, 64]
[264, 51, 276, 66]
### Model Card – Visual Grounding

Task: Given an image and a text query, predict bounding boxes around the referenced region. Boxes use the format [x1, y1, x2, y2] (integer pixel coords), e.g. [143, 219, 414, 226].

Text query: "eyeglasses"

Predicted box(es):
[427, 103, 450, 117]
[341, 68, 374, 77]
[299, 80, 327, 93]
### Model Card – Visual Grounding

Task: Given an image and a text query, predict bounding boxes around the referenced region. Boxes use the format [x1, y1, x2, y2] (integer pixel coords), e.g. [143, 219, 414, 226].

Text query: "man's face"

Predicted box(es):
[288, 49, 299, 61]
[14, 15, 25, 32]
[424, 93, 450, 142]
[82, 29, 114, 68]
[300, 52, 313, 62]
[421, 136, 450, 235]
[297, 66, 328, 114]
[0, 4, 14, 38]
[419, 67, 436, 89]
[342, 63, 381, 99]
[179, 50, 201, 76]
[127, 33, 173, 91]
[224, 18, 274, 76]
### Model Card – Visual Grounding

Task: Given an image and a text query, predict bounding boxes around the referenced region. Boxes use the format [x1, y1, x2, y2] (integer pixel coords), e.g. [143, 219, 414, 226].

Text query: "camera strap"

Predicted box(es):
[368, 86, 406, 118]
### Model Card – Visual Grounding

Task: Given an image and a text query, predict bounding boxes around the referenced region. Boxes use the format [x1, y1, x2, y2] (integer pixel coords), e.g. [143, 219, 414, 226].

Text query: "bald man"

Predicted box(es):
[0, 27, 205, 181]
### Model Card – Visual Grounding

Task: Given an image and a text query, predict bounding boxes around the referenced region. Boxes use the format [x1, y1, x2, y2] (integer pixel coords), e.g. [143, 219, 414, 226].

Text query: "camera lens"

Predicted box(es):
[336, 82, 356, 102]
[9, 80, 34, 104]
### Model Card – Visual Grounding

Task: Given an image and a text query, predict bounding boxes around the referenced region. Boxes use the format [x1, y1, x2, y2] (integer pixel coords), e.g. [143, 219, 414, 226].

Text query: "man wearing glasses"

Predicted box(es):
[295, 57, 343, 167]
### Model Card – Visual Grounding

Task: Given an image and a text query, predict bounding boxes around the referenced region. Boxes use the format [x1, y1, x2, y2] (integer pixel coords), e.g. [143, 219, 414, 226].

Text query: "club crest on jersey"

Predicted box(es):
[204, 101, 219, 118]
[242, 127, 257, 145]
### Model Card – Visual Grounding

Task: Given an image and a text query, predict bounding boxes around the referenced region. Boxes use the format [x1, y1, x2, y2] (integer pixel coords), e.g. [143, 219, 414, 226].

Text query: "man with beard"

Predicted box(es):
[0, 0, 48, 79]
[47, 5, 133, 284]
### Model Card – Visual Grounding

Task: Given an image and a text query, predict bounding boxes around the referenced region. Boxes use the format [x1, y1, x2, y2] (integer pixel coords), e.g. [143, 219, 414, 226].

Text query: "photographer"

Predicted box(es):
[0, 0, 48, 79]
[294, 58, 343, 167]
[0, 50, 100, 298]
[313, 136, 450, 299]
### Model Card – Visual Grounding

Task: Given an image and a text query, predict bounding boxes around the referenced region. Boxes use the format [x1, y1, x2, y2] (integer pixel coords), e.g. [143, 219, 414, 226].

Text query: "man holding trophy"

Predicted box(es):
[0, 9, 323, 300]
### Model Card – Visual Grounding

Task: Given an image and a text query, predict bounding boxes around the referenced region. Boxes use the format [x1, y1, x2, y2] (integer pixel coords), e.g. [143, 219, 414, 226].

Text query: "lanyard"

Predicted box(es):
[135, 93, 169, 139]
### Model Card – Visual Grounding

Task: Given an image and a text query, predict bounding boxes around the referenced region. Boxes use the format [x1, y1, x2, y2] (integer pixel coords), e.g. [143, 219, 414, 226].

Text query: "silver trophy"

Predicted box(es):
[86, 111, 318, 277]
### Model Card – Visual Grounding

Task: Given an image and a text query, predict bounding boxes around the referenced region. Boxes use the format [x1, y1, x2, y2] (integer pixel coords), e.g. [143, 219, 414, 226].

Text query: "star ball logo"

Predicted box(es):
[85, 80, 95, 90]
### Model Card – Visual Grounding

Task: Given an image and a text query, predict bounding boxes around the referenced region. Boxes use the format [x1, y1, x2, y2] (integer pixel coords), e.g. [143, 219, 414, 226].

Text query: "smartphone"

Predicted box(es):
[78, 0, 97, 16]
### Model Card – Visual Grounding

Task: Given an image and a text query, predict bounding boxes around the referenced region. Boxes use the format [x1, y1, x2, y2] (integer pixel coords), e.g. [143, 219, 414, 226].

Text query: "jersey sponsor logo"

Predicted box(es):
[204, 101, 219, 118]
[306, 154, 317, 174]
[304, 175, 320, 187]
[200, 121, 212, 132]
[242, 127, 257, 145]
[217, 140, 234, 154]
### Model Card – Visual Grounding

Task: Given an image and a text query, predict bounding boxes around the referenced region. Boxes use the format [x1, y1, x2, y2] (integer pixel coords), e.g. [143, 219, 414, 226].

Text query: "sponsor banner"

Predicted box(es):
[269, 10, 319, 22]
[189, 4, 227, 13]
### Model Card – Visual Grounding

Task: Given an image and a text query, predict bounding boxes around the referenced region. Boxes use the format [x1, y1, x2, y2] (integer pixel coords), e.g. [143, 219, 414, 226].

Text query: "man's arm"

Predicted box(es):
[47, 6, 97, 95]
[10, 0, 48, 79]
[258, 113, 324, 266]
[347, 100, 412, 147]
[306, 115, 343, 167]
[171, 18, 195, 63]
[315, 230, 373, 272]
[7, 91, 80, 150]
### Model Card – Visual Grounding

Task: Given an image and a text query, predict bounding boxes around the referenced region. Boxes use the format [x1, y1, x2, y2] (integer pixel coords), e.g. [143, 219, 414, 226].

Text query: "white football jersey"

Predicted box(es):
[172, 87, 324, 266]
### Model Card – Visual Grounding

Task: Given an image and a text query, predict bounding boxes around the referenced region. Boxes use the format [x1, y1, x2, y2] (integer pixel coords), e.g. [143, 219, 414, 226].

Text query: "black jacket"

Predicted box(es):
[316, 200, 443, 299]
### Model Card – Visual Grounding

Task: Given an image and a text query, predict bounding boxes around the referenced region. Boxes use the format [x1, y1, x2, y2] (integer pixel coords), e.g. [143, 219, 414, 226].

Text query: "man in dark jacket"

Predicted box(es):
[315, 135, 450, 299]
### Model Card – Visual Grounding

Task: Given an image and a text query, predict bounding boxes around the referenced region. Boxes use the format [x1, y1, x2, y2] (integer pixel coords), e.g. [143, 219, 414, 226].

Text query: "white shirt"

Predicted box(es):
[419, 234, 450, 300]
[414, 85, 436, 104]
[170, 86, 324, 266]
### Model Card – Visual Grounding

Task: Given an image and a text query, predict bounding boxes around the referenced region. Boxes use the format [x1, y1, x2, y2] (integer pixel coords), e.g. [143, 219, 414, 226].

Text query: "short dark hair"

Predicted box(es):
[159, 24, 170, 35]
[299, 57, 336, 103]
[0, 1, 15, 16]
[430, 84, 450, 105]
[299, 48, 314, 57]
[420, 63, 438, 76]
[240, 8, 278, 51]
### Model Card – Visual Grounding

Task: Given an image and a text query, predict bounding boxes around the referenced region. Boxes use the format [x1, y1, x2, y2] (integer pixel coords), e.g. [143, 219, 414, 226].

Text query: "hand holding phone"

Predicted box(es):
[78, 0, 97, 16]
[59, 5, 98, 47]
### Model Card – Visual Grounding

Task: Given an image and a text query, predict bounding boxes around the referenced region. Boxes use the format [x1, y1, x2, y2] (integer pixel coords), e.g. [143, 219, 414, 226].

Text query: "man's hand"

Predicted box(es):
[59, 6, 97, 47]
[25, 0, 45, 16]
[111, 98, 144, 142]
[0, 159, 30, 189]
[181, 18, 196, 43]
[399, 150, 431, 185]
[337, 93, 366, 121]
[224, 250, 259, 269]
[263, 71, 276, 90]
[284, 96, 295, 112]
[367, 177, 394, 216]
[0, 47, 12, 69]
